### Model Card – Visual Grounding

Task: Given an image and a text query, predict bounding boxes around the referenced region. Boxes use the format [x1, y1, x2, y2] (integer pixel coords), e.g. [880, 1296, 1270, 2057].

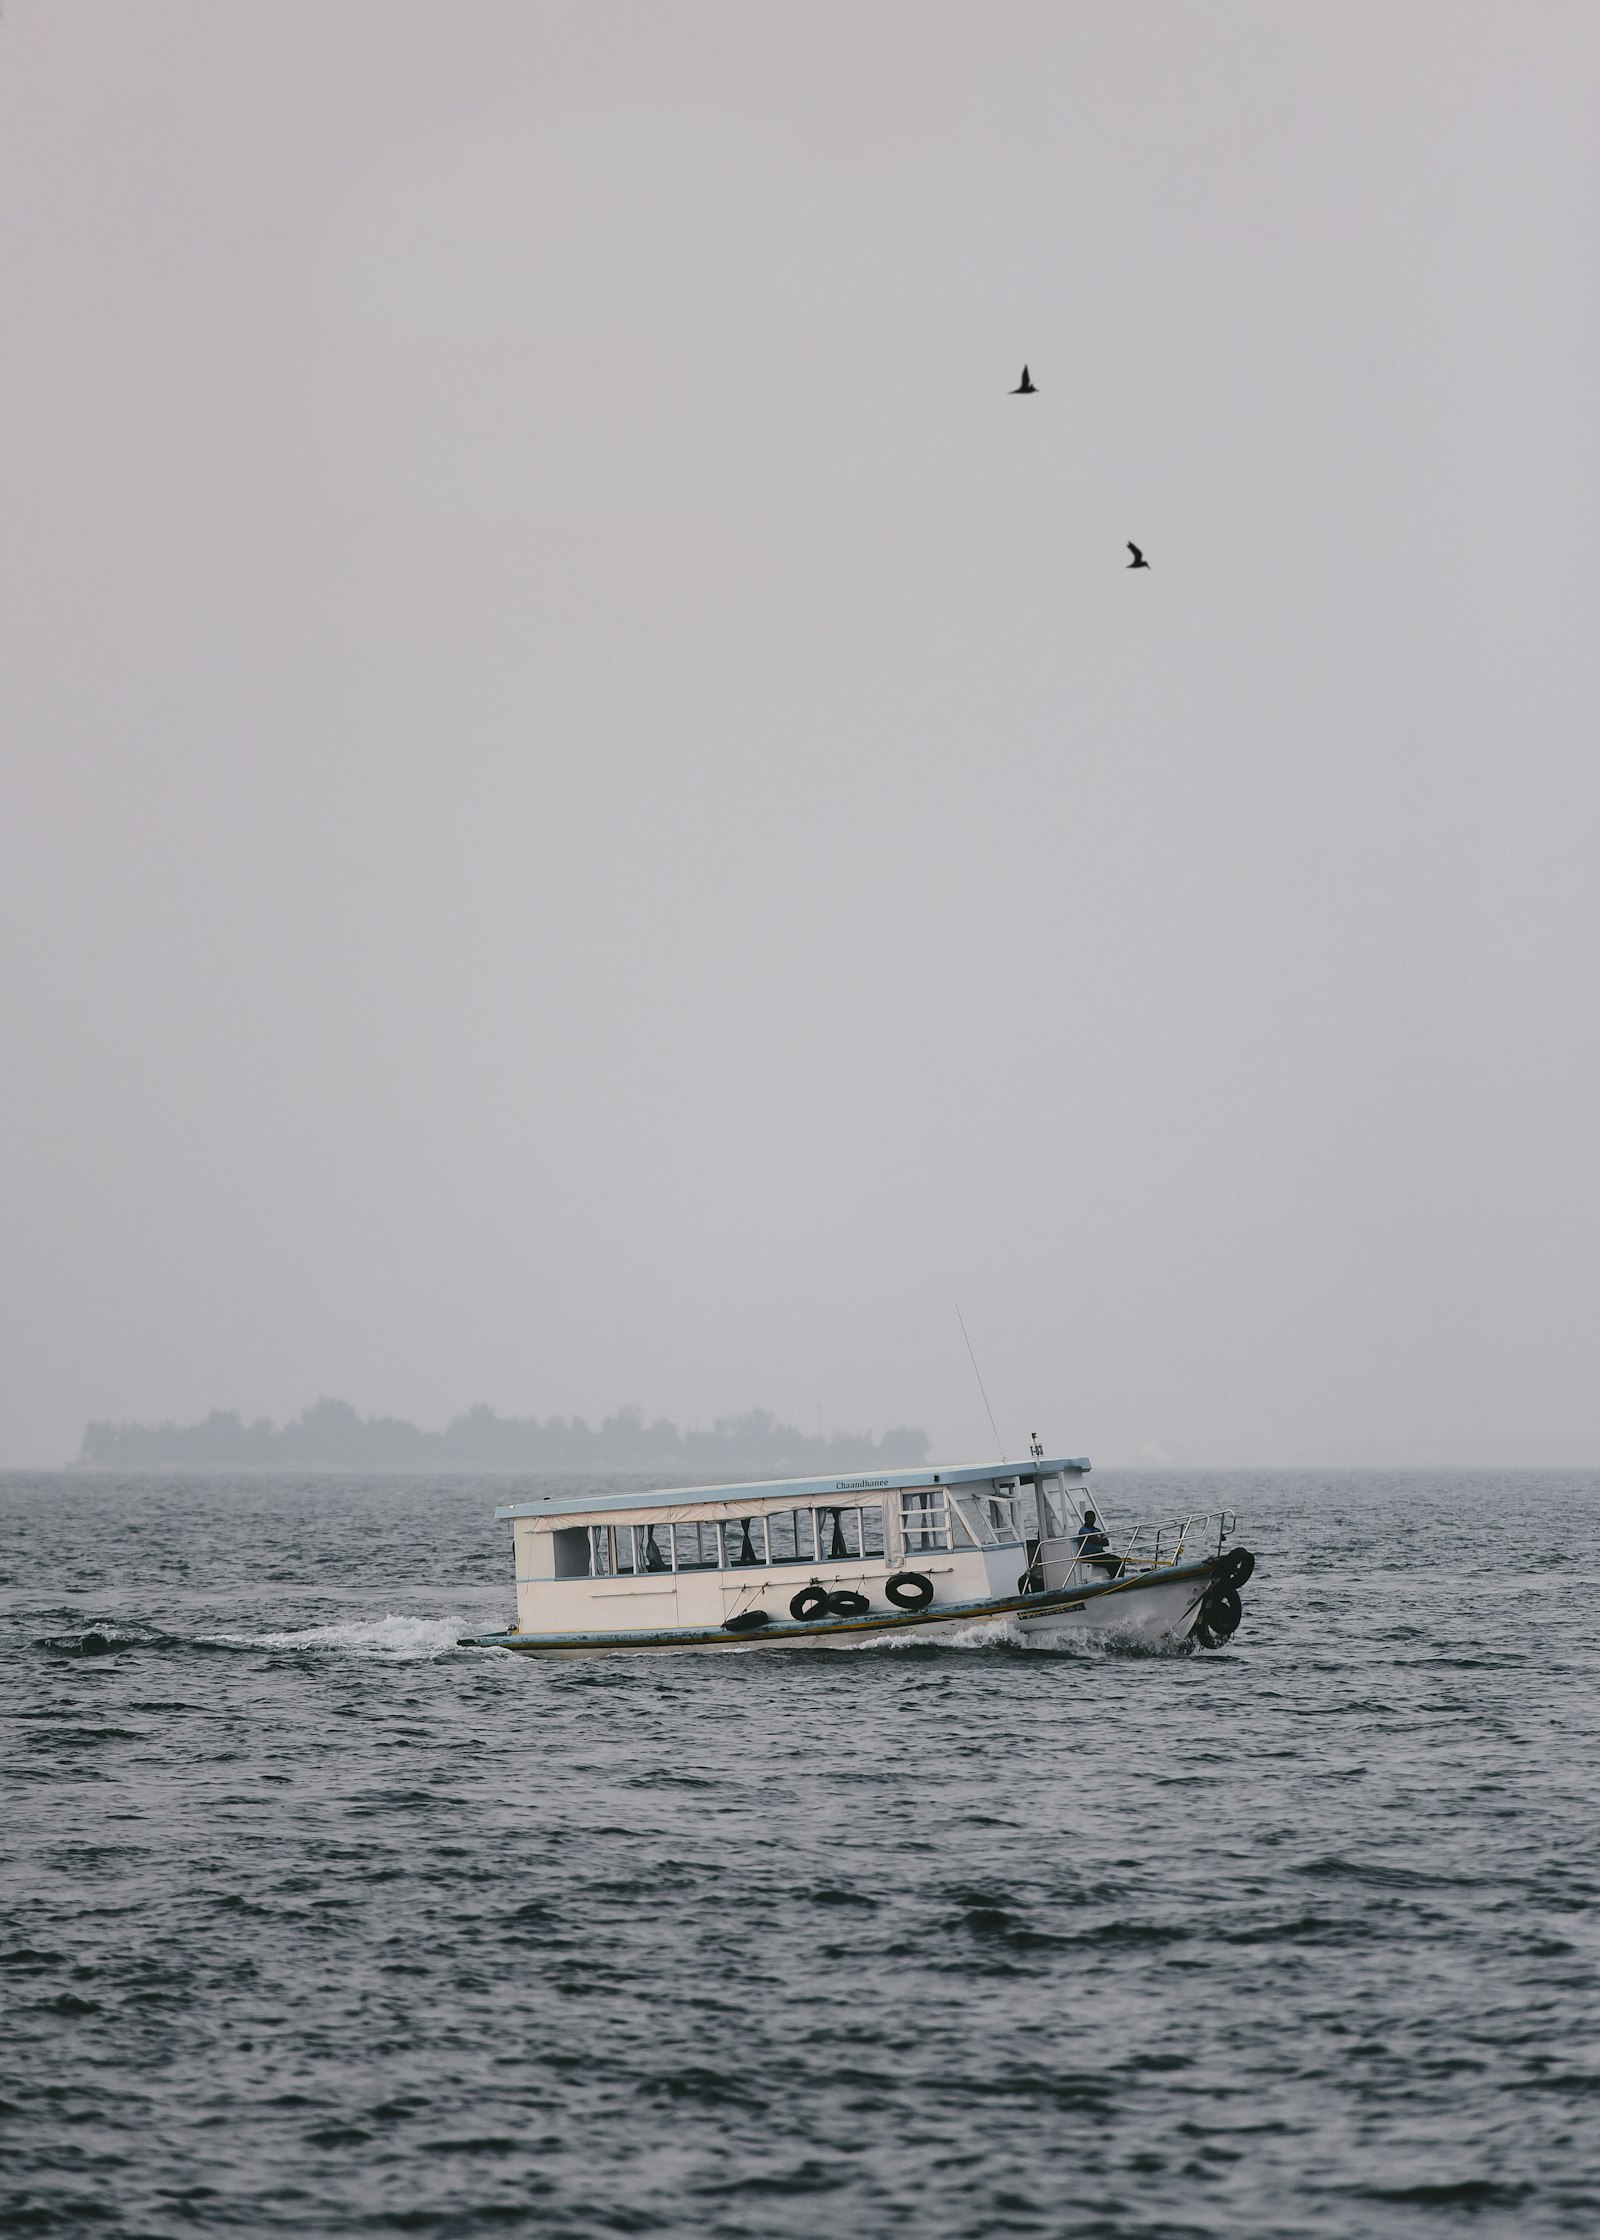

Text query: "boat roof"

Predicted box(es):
[493, 1456, 1090, 1523]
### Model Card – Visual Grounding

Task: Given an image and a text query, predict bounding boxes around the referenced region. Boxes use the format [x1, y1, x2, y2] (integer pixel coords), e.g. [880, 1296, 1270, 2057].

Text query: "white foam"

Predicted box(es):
[210, 1614, 465, 1660]
[848, 1614, 1180, 1656]
[847, 1615, 1025, 1653]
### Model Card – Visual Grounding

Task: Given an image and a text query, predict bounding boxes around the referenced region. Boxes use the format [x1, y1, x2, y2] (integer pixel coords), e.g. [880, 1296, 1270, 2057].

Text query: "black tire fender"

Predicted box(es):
[825, 1590, 871, 1619]
[1216, 1546, 1255, 1591]
[884, 1571, 935, 1611]
[790, 1585, 832, 1622]
[1196, 1582, 1243, 1646]
[722, 1609, 770, 1633]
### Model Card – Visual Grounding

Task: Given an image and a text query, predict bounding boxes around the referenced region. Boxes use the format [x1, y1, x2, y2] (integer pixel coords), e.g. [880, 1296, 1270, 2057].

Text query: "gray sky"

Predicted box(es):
[2, 2, 1597, 1468]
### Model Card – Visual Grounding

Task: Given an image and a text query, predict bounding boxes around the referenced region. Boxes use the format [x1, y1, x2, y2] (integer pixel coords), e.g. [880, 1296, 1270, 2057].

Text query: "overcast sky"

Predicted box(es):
[1, 2, 1596, 1468]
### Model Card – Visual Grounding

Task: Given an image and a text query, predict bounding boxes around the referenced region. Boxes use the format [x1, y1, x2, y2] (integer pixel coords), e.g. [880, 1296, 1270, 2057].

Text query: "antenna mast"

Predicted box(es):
[955, 1304, 1005, 1462]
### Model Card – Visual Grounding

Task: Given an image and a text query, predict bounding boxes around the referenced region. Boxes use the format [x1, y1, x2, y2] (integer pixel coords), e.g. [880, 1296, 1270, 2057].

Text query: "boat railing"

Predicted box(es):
[1056, 1510, 1235, 1586]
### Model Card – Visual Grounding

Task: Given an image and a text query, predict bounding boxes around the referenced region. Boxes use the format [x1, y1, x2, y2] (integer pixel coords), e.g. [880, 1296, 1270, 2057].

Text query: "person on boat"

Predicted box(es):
[1075, 1510, 1116, 1573]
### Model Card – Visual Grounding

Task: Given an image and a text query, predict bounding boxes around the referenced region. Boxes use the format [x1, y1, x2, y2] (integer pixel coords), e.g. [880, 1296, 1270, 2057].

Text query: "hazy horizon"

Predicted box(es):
[24, 1397, 1600, 1474]
[3, 4, 1597, 1470]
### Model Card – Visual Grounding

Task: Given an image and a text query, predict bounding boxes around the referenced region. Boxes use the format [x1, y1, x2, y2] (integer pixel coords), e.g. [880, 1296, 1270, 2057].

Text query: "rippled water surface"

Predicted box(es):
[3, 1468, 1599, 2238]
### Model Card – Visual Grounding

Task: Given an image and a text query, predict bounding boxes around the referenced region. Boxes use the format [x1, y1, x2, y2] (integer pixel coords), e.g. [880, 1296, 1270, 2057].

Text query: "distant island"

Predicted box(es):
[78, 1400, 930, 1476]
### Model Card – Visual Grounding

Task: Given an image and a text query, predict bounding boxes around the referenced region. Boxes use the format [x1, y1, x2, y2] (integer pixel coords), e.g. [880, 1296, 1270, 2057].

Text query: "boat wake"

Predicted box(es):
[35, 1619, 178, 1657]
[35, 1610, 1192, 1664]
[207, 1614, 467, 1660]
[33, 1614, 473, 1662]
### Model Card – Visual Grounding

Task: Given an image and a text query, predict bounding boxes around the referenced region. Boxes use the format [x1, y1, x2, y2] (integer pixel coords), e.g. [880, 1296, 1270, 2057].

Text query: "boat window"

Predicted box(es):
[764, 1508, 817, 1564]
[984, 1488, 1020, 1538]
[637, 1522, 673, 1573]
[949, 1490, 1009, 1546]
[563, 1503, 891, 1578]
[948, 1490, 989, 1545]
[803, 1504, 878, 1559]
[552, 1526, 591, 1579]
[720, 1516, 767, 1567]
[673, 1520, 720, 1571]
[1038, 1481, 1070, 1539]
[815, 1505, 858, 1560]
[900, 1488, 951, 1553]
[588, 1524, 655, 1576]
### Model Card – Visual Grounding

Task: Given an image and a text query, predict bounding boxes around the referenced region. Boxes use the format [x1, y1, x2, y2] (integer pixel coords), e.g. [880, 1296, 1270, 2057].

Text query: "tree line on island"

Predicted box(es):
[78, 1399, 930, 1475]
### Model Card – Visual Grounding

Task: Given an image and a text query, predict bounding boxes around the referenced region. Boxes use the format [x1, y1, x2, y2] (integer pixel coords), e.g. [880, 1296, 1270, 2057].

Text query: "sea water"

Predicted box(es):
[2, 1468, 1598, 2238]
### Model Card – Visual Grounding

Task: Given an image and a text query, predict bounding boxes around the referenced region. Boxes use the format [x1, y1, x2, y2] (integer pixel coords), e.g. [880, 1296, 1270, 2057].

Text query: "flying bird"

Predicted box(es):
[1011, 365, 1036, 394]
[1126, 542, 1149, 569]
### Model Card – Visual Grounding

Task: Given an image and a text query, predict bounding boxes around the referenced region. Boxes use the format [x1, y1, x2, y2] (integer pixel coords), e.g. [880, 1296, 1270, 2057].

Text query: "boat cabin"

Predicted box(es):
[495, 1458, 1095, 1637]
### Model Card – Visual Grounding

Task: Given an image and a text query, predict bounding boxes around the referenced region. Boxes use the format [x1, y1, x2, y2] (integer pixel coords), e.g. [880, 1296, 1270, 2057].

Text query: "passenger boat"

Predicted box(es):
[458, 1454, 1255, 1656]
